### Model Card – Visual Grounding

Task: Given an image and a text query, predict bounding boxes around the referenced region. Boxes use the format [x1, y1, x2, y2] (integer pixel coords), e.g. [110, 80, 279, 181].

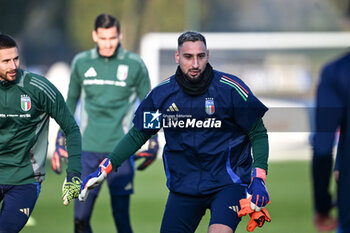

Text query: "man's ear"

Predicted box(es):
[175, 50, 179, 64]
[92, 30, 98, 43]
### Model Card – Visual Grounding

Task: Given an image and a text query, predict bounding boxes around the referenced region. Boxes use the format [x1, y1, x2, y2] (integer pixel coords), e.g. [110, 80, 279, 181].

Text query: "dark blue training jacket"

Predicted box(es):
[313, 52, 350, 231]
[133, 70, 267, 196]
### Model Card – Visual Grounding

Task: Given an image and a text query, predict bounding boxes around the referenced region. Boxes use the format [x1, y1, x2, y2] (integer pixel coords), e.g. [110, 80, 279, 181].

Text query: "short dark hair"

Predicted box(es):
[0, 34, 17, 50]
[94, 14, 120, 33]
[177, 31, 206, 49]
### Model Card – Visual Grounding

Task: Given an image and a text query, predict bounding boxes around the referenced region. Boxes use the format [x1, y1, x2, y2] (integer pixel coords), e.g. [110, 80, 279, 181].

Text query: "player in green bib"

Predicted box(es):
[51, 14, 158, 233]
[0, 34, 82, 233]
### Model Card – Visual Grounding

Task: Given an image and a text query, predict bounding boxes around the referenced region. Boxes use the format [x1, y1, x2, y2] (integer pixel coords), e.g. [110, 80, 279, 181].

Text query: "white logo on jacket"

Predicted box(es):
[84, 67, 97, 77]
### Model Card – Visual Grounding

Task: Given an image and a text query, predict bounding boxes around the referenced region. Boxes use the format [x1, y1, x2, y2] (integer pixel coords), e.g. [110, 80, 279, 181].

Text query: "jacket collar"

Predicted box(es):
[95, 43, 121, 59]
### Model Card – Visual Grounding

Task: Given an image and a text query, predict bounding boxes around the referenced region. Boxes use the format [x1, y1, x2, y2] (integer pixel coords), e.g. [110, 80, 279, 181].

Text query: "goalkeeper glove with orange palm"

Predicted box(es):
[51, 131, 68, 174]
[134, 135, 159, 170]
[238, 196, 271, 232]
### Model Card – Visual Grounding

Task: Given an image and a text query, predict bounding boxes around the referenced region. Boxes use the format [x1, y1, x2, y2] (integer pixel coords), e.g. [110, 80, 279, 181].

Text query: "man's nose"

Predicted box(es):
[10, 60, 17, 69]
[192, 58, 199, 68]
[106, 40, 112, 48]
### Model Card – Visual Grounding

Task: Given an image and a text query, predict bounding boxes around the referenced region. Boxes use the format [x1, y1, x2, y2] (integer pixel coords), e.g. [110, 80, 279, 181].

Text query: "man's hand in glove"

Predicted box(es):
[238, 196, 271, 232]
[62, 172, 81, 206]
[79, 158, 112, 201]
[134, 135, 159, 170]
[51, 131, 68, 174]
[247, 168, 269, 211]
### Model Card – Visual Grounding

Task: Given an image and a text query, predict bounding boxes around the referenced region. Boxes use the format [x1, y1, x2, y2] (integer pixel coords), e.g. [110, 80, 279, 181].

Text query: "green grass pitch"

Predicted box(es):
[20, 160, 336, 233]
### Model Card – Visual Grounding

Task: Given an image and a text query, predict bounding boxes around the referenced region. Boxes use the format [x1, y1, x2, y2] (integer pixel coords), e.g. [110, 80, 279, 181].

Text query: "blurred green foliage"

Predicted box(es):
[0, 0, 349, 66]
[65, 0, 187, 52]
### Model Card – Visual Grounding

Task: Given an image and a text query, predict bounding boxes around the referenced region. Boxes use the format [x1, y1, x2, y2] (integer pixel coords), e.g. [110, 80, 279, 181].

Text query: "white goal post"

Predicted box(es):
[140, 32, 350, 161]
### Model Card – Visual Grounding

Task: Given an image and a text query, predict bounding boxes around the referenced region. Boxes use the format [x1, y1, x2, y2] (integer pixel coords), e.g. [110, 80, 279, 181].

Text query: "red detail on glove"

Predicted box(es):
[58, 147, 68, 159]
[51, 151, 61, 173]
[252, 168, 266, 182]
[134, 151, 157, 170]
[51, 147, 68, 174]
[99, 158, 113, 174]
[136, 152, 152, 157]
[247, 209, 271, 232]
[238, 196, 271, 232]
[238, 196, 253, 218]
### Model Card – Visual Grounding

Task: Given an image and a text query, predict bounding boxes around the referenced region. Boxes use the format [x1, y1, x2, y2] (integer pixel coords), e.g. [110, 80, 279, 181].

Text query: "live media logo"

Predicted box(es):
[143, 110, 162, 129]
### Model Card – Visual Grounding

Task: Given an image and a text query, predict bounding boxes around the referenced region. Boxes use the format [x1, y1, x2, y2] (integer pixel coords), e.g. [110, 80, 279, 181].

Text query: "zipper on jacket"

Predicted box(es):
[191, 97, 203, 195]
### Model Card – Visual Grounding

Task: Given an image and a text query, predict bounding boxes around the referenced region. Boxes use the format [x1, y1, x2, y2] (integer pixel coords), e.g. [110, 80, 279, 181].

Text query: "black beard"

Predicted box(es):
[175, 63, 213, 96]
[184, 71, 202, 84]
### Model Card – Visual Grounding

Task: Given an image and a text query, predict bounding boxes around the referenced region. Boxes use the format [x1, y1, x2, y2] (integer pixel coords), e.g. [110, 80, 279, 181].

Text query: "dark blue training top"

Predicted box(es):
[313, 52, 350, 230]
[133, 69, 267, 196]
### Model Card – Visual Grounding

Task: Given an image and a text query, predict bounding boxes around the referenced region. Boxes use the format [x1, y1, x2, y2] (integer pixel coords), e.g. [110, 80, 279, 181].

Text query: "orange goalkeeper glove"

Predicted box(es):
[51, 131, 68, 174]
[238, 196, 271, 232]
[134, 135, 159, 170]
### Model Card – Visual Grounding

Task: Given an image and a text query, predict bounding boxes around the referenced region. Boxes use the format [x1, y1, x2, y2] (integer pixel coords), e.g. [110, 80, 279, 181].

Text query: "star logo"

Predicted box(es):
[143, 110, 162, 129]
[150, 110, 161, 122]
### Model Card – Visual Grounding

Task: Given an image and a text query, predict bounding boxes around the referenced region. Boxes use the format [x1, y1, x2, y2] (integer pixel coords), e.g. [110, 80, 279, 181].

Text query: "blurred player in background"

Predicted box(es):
[0, 34, 82, 233]
[312, 51, 350, 232]
[51, 14, 158, 233]
[79, 31, 270, 233]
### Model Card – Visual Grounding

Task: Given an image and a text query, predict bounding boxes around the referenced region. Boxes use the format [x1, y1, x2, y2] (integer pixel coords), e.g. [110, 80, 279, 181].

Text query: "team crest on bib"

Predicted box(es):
[205, 98, 215, 115]
[116, 65, 129, 81]
[21, 95, 31, 111]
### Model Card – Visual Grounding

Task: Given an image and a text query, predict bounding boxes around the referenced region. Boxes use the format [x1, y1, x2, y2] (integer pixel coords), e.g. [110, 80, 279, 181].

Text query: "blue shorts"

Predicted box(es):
[160, 184, 246, 233]
[0, 183, 41, 233]
[80, 151, 134, 196]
